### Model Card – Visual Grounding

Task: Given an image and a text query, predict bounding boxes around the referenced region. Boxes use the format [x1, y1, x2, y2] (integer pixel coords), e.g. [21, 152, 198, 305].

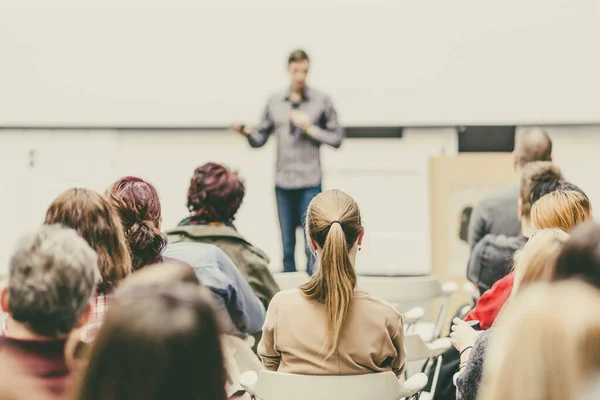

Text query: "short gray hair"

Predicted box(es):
[8, 224, 98, 337]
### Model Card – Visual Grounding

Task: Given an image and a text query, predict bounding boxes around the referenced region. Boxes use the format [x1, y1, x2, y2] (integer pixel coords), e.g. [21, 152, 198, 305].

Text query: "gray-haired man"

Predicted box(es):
[0, 224, 98, 400]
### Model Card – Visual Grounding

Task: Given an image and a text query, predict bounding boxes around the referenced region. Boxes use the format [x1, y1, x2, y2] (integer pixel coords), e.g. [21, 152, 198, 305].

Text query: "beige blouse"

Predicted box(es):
[257, 288, 406, 376]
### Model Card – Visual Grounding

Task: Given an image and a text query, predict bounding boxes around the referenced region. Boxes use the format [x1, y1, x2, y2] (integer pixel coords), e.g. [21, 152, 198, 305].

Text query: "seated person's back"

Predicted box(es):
[258, 189, 405, 376]
[262, 287, 403, 375]
[0, 225, 97, 400]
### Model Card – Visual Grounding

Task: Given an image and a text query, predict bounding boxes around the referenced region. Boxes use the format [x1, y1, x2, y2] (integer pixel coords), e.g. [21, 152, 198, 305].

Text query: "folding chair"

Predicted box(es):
[403, 334, 453, 399]
[356, 275, 458, 342]
[240, 370, 428, 400]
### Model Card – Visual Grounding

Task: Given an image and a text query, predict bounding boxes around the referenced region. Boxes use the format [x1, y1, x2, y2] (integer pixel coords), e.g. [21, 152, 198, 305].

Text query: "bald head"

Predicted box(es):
[515, 128, 553, 167]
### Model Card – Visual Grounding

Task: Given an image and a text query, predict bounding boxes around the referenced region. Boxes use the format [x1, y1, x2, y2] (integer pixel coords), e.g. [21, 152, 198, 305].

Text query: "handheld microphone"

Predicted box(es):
[290, 102, 302, 138]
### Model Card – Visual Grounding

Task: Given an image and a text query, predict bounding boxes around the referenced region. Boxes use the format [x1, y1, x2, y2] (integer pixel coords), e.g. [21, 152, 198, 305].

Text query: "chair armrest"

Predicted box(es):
[462, 282, 480, 299]
[426, 337, 453, 358]
[239, 371, 258, 396]
[398, 373, 428, 398]
[404, 307, 425, 324]
[442, 281, 458, 296]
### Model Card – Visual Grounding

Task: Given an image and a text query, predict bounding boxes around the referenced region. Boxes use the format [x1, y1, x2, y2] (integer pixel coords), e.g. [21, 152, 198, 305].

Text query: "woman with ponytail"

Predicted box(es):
[258, 189, 406, 375]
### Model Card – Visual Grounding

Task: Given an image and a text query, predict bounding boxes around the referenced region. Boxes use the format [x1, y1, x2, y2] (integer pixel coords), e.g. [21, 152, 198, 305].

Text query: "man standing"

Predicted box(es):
[231, 49, 344, 274]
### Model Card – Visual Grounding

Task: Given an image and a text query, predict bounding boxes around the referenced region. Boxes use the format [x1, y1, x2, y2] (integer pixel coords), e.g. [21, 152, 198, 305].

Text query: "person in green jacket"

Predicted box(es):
[167, 163, 280, 308]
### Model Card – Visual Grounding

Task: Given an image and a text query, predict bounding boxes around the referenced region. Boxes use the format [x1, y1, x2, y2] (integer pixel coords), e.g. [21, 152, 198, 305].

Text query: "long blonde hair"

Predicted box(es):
[479, 281, 600, 400]
[531, 190, 592, 231]
[511, 229, 570, 295]
[300, 190, 362, 357]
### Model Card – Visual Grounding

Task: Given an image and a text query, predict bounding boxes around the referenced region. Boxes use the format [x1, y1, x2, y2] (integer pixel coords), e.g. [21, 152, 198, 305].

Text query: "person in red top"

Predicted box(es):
[0, 225, 98, 400]
[464, 273, 514, 330]
[465, 179, 590, 329]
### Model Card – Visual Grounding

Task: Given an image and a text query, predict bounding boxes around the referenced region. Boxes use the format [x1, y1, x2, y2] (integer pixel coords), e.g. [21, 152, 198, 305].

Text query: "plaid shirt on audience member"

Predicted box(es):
[79, 293, 109, 343]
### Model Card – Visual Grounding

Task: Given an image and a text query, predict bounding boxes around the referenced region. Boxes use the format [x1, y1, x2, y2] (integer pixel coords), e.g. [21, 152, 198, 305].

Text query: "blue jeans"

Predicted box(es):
[275, 184, 322, 275]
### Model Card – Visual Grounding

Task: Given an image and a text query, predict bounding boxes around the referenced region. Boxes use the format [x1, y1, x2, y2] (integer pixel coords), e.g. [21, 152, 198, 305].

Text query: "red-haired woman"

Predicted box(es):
[167, 163, 279, 308]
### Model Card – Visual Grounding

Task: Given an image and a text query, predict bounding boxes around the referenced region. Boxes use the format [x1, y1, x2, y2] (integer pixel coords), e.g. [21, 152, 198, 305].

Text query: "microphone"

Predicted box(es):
[290, 101, 302, 138]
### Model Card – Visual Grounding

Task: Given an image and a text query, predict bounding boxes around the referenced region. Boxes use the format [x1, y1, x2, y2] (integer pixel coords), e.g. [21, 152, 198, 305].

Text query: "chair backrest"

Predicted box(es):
[356, 275, 443, 304]
[251, 370, 403, 400]
[272, 272, 310, 291]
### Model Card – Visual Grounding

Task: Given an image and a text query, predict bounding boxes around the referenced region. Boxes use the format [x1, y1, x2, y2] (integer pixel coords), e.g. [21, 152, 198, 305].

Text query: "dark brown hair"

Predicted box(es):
[44, 188, 132, 293]
[76, 284, 226, 400]
[187, 163, 245, 223]
[519, 161, 563, 217]
[288, 49, 310, 64]
[108, 177, 167, 271]
[553, 222, 600, 290]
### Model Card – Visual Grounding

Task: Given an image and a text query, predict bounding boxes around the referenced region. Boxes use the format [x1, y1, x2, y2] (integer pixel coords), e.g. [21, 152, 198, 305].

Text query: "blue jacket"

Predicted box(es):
[163, 242, 265, 334]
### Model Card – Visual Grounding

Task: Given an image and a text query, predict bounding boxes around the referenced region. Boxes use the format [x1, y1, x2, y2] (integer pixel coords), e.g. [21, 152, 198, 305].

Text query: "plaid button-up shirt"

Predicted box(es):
[248, 87, 344, 189]
[79, 293, 109, 343]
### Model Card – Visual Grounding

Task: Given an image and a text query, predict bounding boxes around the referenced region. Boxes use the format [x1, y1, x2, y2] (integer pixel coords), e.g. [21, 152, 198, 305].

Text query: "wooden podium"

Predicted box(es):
[429, 153, 517, 330]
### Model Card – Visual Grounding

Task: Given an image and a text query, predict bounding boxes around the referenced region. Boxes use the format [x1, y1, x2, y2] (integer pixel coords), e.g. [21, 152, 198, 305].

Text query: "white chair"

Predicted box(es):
[356, 275, 458, 342]
[240, 370, 428, 400]
[272, 271, 310, 291]
[403, 334, 453, 399]
[222, 335, 264, 398]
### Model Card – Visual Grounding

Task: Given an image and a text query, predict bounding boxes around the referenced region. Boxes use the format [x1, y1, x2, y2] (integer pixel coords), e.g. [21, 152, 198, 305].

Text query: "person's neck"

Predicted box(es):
[521, 217, 533, 238]
[4, 316, 63, 341]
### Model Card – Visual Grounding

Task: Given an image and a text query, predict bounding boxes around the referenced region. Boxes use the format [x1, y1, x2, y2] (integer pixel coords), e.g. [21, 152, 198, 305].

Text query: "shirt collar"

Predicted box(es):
[283, 86, 311, 102]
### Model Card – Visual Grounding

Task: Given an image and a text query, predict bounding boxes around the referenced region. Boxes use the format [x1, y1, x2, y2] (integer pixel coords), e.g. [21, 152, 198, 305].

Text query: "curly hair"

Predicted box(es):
[186, 163, 245, 223]
[107, 177, 167, 272]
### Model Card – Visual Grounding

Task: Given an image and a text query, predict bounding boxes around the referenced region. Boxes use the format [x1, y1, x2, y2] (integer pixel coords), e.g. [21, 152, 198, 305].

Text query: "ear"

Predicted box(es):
[518, 198, 525, 219]
[76, 303, 92, 329]
[0, 287, 9, 313]
[310, 237, 319, 253]
[357, 229, 365, 246]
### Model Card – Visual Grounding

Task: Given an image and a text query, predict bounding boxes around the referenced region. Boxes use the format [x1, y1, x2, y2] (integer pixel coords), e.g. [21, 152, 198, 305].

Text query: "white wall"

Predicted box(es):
[1, 0, 599, 126]
[1, 127, 599, 278]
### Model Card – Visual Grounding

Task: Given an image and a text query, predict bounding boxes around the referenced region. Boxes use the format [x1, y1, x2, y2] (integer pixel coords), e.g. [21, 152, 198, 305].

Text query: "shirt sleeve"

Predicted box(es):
[307, 96, 344, 148]
[464, 273, 514, 330]
[248, 103, 274, 148]
[257, 295, 281, 371]
[456, 331, 490, 400]
[391, 316, 407, 376]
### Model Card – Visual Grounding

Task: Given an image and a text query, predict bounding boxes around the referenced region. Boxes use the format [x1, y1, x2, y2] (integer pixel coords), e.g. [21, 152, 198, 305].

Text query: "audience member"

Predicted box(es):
[465, 183, 592, 329]
[0, 225, 98, 400]
[44, 188, 133, 343]
[114, 262, 253, 398]
[451, 228, 570, 400]
[429, 177, 592, 400]
[531, 190, 592, 232]
[453, 216, 597, 400]
[467, 161, 562, 295]
[468, 127, 552, 249]
[258, 189, 406, 375]
[479, 281, 600, 400]
[75, 283, 228, 400]
[107, 176, 265, 335]
[167, 163, 280, 308]
[553, 221, 600, 288]
[107, 176, 167, 271]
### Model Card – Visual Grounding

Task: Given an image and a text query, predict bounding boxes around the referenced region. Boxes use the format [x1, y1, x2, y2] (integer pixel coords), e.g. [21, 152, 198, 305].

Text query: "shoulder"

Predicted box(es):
[271, 288, 302, 303]
[475, 185, 518, 211]
[475, 233, 523, 255]
[354, 289, 402, 319]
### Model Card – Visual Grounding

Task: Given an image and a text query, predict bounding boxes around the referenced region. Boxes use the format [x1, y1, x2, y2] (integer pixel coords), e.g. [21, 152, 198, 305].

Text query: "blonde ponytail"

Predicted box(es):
[300, 190, 362, 357]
